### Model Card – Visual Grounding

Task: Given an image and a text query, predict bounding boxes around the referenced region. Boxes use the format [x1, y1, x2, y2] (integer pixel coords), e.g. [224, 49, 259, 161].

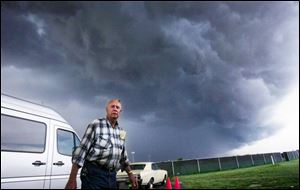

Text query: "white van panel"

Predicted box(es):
[1, 94, 67, 123]
[49, 121, 81, 189]
[1, 178, 45, 189]
[1, 108, 50, 189]
[1, 94, 81, 189]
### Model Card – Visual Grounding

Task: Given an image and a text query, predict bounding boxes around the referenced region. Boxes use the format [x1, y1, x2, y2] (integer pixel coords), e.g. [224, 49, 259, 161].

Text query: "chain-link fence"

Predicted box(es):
[156, 150, 299, 176]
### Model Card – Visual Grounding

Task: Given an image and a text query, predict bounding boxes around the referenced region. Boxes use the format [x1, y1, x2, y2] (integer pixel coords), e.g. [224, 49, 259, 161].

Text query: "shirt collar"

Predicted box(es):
[105, 117, 119, 128]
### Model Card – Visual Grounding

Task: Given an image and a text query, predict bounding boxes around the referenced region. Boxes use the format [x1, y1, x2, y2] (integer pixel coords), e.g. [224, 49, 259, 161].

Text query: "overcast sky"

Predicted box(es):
[1, 1, 299, 162]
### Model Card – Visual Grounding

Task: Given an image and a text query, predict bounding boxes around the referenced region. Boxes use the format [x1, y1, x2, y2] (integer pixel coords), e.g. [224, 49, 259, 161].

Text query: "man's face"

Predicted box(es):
[106, 100, 122, 120]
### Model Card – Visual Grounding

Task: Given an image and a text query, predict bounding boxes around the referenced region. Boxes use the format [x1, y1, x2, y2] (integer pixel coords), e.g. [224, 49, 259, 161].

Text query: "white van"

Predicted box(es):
[1, 94, 81, 189]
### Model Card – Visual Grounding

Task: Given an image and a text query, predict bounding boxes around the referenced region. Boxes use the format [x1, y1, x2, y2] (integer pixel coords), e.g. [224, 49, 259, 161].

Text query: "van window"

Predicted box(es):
[152, 163, 159, 170]
[74, 133, 80, 147]
[1, 114, 46, 153]
[57, 129, 80, 156]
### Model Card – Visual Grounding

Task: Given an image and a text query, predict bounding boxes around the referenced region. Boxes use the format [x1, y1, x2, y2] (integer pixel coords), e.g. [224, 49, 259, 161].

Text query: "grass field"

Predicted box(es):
[172, 159, 299, 189]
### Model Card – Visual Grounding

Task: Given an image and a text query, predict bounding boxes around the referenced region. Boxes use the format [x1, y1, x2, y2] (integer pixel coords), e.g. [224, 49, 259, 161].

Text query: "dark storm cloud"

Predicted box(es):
[2, 1, 80, 16]
[1, 2, 298, 161]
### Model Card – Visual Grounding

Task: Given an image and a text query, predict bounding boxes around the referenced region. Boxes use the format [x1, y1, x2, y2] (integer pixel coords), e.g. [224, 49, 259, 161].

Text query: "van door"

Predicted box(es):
[1, 113, 49, 189]
[49, 122, 81, 188]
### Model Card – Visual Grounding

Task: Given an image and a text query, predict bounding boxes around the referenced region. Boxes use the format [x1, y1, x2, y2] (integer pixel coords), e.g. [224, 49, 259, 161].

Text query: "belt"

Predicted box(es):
[87, 161, 116, 172]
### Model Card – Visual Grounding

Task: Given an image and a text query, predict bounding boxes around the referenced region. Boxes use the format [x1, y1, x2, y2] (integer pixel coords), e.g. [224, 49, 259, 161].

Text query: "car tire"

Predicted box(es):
[161, 175, 167, 185]
[146, 178, 154, 189]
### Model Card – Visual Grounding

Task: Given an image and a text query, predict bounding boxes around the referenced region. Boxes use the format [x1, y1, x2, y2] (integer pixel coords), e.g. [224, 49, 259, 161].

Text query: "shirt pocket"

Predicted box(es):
[98, 135, 112, 149]
[118, 139, 125, 150]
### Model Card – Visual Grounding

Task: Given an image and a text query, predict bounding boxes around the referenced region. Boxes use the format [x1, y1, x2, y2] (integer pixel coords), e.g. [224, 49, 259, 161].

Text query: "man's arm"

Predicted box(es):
[65, 164, 80, 189]
[124, 165, 138, 189]
[65, 121, 97, 189]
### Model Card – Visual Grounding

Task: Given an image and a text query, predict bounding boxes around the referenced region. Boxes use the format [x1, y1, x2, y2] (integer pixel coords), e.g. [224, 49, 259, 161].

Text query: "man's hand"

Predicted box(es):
[65, 179, 77, 189]
[128, 173, 138, 189]
[65, 164, 80, 189]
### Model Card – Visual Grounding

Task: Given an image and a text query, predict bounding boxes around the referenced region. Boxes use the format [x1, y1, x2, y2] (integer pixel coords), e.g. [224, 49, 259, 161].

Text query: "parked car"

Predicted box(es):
[117, 162, 168, 189]
[1, 93, 81, 189]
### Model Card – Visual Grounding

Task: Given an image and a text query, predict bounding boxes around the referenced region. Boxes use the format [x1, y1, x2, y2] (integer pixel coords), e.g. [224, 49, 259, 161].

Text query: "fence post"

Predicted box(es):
[235, 156, 240, 168]
[197, 159, 200, 173]
[218, 158, 222, 171]
[262, 154, 266, 164]
[271, 155, 275, 165]
[250, 155, 254, 166]
[171, 161, 175, 176]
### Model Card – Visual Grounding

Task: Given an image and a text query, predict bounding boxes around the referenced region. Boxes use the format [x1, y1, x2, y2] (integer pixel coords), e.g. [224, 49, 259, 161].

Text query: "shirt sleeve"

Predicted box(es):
[119, 145, 130, 171]
[72, 122, 95, 167]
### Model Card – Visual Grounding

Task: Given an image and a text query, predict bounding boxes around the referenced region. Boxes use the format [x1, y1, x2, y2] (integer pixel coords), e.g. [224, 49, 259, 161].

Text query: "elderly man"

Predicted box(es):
[65, 99, 138, 189]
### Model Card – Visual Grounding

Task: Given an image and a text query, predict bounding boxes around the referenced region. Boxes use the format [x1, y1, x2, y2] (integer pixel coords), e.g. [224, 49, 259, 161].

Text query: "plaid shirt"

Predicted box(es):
[72, 118, 129, 170]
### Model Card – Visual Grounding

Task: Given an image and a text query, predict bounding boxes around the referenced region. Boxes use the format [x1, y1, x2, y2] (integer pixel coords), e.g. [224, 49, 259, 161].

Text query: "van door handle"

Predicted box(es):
[53, 161, 65, 166]
[32, 160, 46, 166]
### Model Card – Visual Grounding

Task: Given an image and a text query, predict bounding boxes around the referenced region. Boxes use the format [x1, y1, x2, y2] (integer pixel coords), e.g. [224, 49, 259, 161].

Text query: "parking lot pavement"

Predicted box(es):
[118, 182, 186, 189]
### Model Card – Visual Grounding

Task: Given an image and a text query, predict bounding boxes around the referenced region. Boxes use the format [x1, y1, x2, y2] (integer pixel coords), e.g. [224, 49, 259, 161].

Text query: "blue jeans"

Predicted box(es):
[80, 161, 117, 189]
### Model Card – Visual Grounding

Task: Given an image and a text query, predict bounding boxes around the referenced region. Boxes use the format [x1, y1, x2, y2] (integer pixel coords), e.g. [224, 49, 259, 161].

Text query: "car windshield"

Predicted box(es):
[130, 164, 146, 170]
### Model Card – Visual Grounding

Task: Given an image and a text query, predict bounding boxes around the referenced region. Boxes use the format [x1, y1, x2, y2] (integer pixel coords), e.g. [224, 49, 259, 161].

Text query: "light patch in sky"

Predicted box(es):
[24, 14, 46, 36]
[229, 86, 299, 155]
